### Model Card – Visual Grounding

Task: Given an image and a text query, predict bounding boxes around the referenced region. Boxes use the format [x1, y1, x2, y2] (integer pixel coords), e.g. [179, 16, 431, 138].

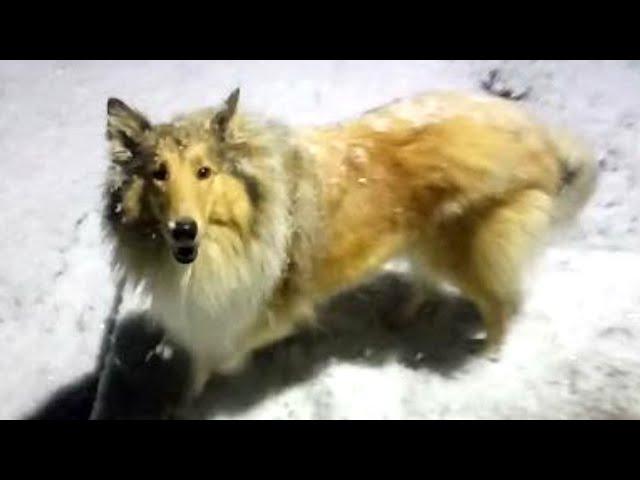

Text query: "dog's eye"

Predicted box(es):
[197, 166, 212, 180]
[152, 163, 169, 181]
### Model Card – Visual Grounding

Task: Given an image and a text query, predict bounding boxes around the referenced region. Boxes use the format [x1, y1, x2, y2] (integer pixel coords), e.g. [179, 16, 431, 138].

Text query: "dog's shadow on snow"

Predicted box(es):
[182, 272, 485, 419]
[27, 272, 485, 420]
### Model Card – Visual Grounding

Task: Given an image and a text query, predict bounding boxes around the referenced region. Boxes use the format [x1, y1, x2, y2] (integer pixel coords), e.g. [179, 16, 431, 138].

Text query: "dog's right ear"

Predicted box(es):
[107, 98, 151, 164]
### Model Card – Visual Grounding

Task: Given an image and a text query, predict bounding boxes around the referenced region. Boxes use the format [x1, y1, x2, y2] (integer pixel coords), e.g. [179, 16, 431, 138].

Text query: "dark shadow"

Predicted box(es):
[89, 314, 193, 419]
[26, 272, 485, 420]
[25, 313, 193, 420]
[26, 373, 99, 420]
[181, 272, 485, 419]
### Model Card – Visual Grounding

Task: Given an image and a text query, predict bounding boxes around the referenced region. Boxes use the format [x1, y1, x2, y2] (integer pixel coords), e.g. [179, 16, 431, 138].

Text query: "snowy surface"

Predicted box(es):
[0, 60, 638, 419]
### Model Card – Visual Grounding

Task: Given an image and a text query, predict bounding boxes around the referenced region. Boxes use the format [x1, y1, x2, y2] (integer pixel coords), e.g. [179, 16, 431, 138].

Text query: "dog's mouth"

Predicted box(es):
[172, 244, 199, 264]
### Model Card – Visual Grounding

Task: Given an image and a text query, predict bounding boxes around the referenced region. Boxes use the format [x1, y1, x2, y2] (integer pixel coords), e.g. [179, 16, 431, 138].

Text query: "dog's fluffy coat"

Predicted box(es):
[103, 89, 597, 394]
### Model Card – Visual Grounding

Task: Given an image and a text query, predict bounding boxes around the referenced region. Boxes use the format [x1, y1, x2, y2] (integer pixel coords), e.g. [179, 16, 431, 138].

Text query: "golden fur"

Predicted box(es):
[103, 90, 597, 394]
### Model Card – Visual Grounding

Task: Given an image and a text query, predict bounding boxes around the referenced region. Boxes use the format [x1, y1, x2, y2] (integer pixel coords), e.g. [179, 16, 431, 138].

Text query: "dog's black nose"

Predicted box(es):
[171, 218, 198, 242]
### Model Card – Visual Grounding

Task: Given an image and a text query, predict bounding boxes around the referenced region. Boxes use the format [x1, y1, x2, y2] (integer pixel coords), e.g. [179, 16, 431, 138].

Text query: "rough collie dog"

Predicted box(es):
[103, 89, 597, 396]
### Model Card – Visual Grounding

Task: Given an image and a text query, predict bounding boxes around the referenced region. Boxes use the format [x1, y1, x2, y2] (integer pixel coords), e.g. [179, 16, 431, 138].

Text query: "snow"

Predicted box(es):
[0, 60, 639, 419]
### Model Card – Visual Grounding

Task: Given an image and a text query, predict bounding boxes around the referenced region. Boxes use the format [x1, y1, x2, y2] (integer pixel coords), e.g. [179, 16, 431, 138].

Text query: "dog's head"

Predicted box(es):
[105, 89, 260, 265]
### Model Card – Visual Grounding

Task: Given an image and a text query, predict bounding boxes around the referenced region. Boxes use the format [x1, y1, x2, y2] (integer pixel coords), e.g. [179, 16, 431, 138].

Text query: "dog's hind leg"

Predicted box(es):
[420, 188, 553, 356]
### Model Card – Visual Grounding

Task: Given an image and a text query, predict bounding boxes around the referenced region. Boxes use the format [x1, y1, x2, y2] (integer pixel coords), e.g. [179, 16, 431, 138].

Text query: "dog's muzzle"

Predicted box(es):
[172, 244, 198, 264]
[169, 218, 199, 265]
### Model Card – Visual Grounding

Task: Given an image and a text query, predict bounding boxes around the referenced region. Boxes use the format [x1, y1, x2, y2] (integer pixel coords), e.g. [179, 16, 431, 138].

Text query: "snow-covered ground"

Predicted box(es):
[1, 60, 638, 419]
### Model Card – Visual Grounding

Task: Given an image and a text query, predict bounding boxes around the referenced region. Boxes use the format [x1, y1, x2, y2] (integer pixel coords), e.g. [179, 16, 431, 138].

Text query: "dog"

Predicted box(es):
[103, 88, 597, 397]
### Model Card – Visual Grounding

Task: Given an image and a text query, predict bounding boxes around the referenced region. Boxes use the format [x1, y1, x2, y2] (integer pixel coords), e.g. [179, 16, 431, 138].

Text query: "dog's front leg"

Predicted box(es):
[90, 313, 195, 420]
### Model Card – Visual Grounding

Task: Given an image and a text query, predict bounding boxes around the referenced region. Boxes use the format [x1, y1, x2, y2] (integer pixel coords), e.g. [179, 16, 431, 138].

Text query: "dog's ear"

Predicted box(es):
[107, 98, 151, 164]
[211, 88, 240, 141]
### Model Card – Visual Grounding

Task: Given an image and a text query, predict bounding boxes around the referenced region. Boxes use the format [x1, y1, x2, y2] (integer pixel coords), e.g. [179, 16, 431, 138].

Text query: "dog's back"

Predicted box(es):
[297, 91, 598, 352]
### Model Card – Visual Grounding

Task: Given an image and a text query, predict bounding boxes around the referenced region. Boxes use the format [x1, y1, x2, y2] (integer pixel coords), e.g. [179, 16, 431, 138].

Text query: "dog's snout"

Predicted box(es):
[170, 217, 198, 242]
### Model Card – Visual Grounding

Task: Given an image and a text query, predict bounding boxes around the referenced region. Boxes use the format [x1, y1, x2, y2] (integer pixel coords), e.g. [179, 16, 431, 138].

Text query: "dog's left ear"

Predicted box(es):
[107, 98, 151, 164]
[211, 88, 240, 141]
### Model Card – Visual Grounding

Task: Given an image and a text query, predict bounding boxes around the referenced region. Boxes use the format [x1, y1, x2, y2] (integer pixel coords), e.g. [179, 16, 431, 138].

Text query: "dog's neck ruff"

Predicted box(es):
[144, 178, 293, 367]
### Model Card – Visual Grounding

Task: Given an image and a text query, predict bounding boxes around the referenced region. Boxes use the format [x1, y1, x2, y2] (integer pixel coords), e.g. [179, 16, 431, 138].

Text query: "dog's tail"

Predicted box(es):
[547, 126, 598, 228]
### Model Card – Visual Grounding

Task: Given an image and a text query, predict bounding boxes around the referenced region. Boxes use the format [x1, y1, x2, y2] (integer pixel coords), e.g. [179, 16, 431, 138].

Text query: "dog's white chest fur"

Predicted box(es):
[148, 233, 288, 372]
